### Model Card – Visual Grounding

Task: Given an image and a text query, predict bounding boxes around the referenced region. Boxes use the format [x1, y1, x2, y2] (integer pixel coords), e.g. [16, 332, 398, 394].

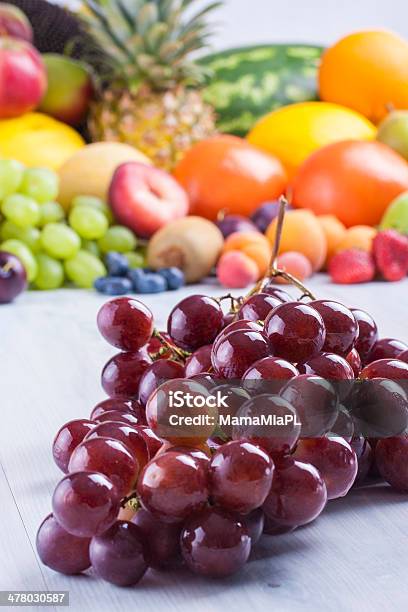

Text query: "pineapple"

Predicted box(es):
[79, 0, 220, 170]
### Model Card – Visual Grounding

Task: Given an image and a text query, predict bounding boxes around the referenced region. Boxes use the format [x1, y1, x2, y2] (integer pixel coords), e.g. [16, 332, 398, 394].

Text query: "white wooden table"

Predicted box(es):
[1, 276, 408, 612]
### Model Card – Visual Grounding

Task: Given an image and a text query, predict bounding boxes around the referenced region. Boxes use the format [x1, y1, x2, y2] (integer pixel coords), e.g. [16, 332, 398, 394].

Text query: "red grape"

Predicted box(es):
[329, 404, 354, 442]
[211, 383, 251, 438]
[242, 509, 265, 544]
[68, 437, 139, 497]
[85, 421, 149, 469]
[238, 293, 282, 322]
[101, 350, 152, 398]
[351, 378, 408, 438]
[262, 457, 327, 527]
[211, 329, 270, 378]
[264, 302, 326, 363]
[145, 378, 216, 445]
[399, 349, 408, 364]
[90, 520, 147, 586]
[280, 374, 339, 437]
[375, 435, 408, 491]
[351, 308, 378, 364]
[232, 395, 300, 457]
[132, 508, 181, 569]
[242, 356, 299, 395]
[360, 358, 408, 381]
[262, 284, 292, 302]
[137, 451, 209, 523]
[263, 515, 296, 535]
[94, 410, 143, 426]
[209, 440, 274, 514]
[350, 437, 374, 485]
[156, 442, 211, 469]
[167, 295, 224, 350]
[180, 508, 251, 578]
[52, 419, 95, 473]
[368, 338, 408, 363]
[52, 471, 120, 537]
[298, 352, 354, 380]
[184, 345, 213, 377]
[134, 425, 163, 458]
[346, 348, 362, 377]
[311, 300, 358, 357]
[36, 514, 91, 575]
[0, 251, 27, 303]
[138, 359, 184, 406]
[90, 398, 145, 422]
[97, 297, 153, 351]
[293, 438, 358, 500]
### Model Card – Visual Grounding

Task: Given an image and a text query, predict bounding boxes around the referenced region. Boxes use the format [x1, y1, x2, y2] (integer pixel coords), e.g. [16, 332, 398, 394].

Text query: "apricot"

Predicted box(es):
[266, 210, 327, 271]
[317, 215, 347, 267]
[222, 231, 271, 278]
[217, 251, 259, 289]
[334, 225, 377, 255]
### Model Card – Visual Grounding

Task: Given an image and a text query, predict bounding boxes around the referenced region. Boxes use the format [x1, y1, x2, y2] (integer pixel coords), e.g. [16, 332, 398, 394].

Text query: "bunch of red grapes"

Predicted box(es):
[36, 285, 408, 586]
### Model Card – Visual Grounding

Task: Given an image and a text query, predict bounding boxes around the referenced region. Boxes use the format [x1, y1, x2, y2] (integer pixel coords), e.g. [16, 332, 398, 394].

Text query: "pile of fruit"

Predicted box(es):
[0, 158, 149, 293]
[36, 265, 408, 584]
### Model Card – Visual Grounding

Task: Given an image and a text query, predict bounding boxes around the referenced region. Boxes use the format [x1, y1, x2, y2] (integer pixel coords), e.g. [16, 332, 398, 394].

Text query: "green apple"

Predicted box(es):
[380, 191, 408, 234]
[377, 110, 408, 161]
[39, 54, 94, 127]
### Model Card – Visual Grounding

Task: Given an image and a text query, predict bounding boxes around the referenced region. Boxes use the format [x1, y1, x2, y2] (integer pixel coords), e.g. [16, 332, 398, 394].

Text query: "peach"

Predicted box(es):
[266, 209, 327, 271]
[275, 251, 313, 283]
[222, 231, 271, 278]
[317, 214, 347, 266]
[109, 162, 189, 238]
[217, 251, 259, 289]
[334, 225, 377, 255]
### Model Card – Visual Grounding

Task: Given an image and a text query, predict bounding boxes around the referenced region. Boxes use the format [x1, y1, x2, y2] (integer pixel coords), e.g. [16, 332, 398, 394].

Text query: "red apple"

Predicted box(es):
[0, 3, 33, 42]
[0, 38, 47, 118]
[109, 162, 189, 238]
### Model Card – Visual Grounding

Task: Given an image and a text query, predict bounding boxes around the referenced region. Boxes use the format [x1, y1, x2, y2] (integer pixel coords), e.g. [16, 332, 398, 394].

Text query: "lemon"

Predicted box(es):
[247, 101, 376, 178]
[0, 113, 85, 170]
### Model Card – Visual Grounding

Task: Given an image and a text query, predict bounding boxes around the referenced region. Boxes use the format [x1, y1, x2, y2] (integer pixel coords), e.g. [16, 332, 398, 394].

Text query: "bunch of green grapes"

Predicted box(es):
[0, 160, 145, 290]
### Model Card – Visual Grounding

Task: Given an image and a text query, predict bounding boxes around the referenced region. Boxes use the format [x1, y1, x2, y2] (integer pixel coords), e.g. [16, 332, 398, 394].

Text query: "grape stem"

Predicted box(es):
[152, 329, 191, 361]
[1, 261, 13, 274]
[245, 196, 316, 301]
[120, 492, 139, 510]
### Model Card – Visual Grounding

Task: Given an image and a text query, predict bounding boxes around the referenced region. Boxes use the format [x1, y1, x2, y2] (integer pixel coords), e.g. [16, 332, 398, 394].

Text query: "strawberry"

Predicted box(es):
[329, 249, 375, 284]
[372, 230, 408, 282]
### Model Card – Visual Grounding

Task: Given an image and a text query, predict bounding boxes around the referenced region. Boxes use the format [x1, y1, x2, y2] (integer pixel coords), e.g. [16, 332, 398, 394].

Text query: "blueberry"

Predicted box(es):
[105, 252, 129, 277]
[132, 272, 167, 294]
[94, 276, 133, 295]
[157, 267, 185, 290]
[127, 268, 145, 286]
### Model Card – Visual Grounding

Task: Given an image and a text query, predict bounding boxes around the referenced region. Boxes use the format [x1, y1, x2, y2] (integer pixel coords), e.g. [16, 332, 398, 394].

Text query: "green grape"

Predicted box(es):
[71, 195, 114, 223]
[20, 167, 59, 203]
[82, 239, 100, 258]
[34, 253, 64, 290]
[38, 201, 65, 226]
[98, 225, 137, 254]
[0, 159, 24, 199]
[68, 206, 108, 240]
[1, 194, 40, 228]
[0, 239, 37, 281]
[41, 223, 81, 259]
[64, 250, 106, 288]
[0, 221, 41, 252]
[124, 251, 145, 269]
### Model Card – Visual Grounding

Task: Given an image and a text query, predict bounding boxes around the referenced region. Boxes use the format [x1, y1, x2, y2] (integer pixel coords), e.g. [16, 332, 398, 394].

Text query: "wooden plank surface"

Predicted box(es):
[1, 276, 408, 611]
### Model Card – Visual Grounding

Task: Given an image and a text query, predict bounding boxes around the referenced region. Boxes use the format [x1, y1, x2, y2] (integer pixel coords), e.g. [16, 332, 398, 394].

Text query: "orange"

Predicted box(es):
[319, 30, 408, 124]
[317, 215, 347, 266]
[266, 210, 327, 272]
[291, 140, 408, 227]
[173, 135, 287, 220]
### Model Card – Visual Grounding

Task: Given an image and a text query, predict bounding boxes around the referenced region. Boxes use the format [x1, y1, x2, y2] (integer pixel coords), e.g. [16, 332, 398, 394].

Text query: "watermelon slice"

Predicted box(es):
[199, 44, 323, 136]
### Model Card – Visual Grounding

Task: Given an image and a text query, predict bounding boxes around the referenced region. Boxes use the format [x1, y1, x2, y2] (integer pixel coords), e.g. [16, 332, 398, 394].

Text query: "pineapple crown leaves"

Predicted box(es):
[78, 0, 222, 90]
